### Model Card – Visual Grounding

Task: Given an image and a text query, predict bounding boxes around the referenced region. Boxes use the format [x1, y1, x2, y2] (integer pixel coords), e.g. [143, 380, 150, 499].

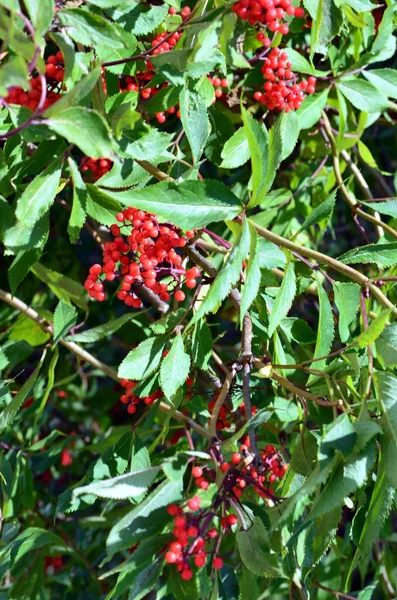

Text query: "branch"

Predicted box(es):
[241, 313, 259, 455]
[248, 219, 397, 316]
[0, 289, 209, 440]
[209, 368, 236, 439]
[321, 111, 397, 241]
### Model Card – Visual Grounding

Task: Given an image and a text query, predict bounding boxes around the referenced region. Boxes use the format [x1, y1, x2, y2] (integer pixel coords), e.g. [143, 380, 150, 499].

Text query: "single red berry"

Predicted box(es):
[231, 452, 241, 465]
[192, 466, 203, 478]
[213, 557, 223, 569]
[175, 290, 185, 302]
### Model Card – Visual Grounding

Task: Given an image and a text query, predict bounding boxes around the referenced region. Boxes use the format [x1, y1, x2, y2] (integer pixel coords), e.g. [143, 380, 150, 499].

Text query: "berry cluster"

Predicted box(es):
[150, 30, 182, 56]
[119, 374, 194, 415]
[119, 379, 164, 415]
[84, 208, 200, 306]
[165, 498, 228, 579]
[120, 65, 181, 124]
[254, 48, 316, 111]
[232, 0, 304, 33]
[4, 52, 64, 111]
[208, 397, 258, 431]
[208, 75, 230, 99]
[80, 157, 113, 181]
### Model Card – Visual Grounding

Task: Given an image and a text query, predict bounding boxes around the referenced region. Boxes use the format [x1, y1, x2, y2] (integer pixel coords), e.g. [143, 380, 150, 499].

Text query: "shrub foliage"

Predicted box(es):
[0, 0, 397, 598]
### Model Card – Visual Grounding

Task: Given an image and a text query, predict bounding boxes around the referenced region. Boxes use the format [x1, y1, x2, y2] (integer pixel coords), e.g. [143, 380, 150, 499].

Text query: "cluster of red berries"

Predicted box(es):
[150, 30, 182, 55]
[208, 75, 230, 99]
[253, 48, 316, 111]
[119, 374, 194, 415]
[120, 65, 181, 124]
[44, 555, 64, 574]
[119, 379, 164, 415]
[80, 157, 113, 181]
[165, 497, 228, 579]
[84, 207, 200, 306]
[4, 52, 64, 111]
[168, 5, 191, 18]
[232, 0, 304, 33]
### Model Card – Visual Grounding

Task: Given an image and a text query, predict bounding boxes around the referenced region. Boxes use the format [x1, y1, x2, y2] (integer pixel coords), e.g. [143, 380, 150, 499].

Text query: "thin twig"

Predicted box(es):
[209, 369, 236, 439]
[321, 111, 397, 241]
[0, 289, 209, 439]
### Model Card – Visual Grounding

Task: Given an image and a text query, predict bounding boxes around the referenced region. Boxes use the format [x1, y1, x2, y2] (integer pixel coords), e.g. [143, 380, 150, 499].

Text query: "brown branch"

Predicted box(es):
[321, 111, 397, 241]
[209, 368, 236, 439]
[0, 289, 209, 439]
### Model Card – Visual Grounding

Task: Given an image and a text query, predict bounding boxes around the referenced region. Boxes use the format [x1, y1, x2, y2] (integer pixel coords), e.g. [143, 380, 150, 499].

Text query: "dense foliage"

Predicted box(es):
[1, 0, 397, 598]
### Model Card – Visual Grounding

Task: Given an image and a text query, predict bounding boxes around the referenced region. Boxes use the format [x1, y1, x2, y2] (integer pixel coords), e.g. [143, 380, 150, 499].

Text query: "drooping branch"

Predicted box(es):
[321, 111, 397, 241]
[0, 289, 209, 439]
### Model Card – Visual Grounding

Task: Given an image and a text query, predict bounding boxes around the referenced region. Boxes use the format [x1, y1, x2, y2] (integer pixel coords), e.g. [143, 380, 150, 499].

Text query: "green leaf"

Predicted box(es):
[10, 528, 65, 565]
[355, 309, 391, 349]
[308, 441, 376, 520]
[295, 89, 329, 130]
[67, 313, 144, 343]
[4, 157, 62, 254]
[256, 238, 286, 269]
[46, 107, 114, 159]
[375, 323, 397, 368]
[284, 48, 315, 74]
[290, 429, 318, 476]
[347, 452, 395, 585]
[279, 110, 300, 162]
[86, 185, 123, 227]
[106, 478, 183, 557]
[109, 3, 169, 36]
[264, 114, 284, 197]
[0, 196, 13, 244]
[67, 157, 87, 244]
[190, 220, 250, 326]
[310, 0, 342, 57]
[150, 309, 185, 336]
[58, 8, 127, 48]
[338, 243, 397, 269]
[220, 127, 250, 169]
[53, 299, 78, 345]
[43, 68, 101, 118]
[242, 107, 268, 209]
[308, 274, 335, 384]
[191, 322, 212, 371]
[296, 191, 336, 236]
[179, 83, 210, 163]
[118, 124, 172, 162]
[118, 336, 166, 381]
[360, 199, 397, 218]
[236, 515, 284, 577]
[337, 78, 389, 113]
[333, 282, 360, 343]
[95, 180, 242, 230]
[344, 0, 376, 10]
[8, 249, 41, 296]
[24, 0, 55, 37]
[373, 371, 397, 486]
[160, 336, 190, 400]
[0, 55, 28, 96]
[32, 263, 88, 310]
[0, 352, 45, 431]
[73, 467, 161, 501]
[127, 560, 163, 600]
[240, 224, 261, 326]
[268, 261, 296, 337]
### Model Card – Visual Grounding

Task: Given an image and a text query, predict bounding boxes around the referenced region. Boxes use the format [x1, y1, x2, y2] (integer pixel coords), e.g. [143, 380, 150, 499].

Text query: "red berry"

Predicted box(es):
[175, 290, 185, 302]
[192, 466, 203, 478]
[213, 557, 223, 569]
[231, 453, 241, 465]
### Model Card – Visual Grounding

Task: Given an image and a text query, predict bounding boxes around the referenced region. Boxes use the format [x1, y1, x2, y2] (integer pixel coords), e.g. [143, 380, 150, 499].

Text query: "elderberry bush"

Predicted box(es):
[0, 0, 397, 599]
